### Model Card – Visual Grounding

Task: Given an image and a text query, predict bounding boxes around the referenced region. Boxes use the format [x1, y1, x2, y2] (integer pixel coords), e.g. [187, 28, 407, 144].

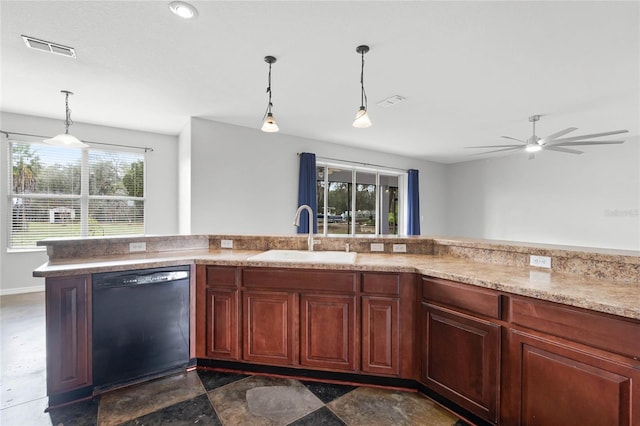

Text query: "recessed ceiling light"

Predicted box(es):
[169, 1, 198, 19]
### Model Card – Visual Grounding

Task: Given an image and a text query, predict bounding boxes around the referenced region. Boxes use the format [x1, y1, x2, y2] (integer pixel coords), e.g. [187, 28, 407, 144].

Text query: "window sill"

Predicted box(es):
[6, 247, 47, 254]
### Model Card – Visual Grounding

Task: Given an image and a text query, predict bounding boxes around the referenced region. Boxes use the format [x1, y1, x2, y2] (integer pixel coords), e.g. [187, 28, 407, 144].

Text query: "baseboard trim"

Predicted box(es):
[0, 285, 45, 296]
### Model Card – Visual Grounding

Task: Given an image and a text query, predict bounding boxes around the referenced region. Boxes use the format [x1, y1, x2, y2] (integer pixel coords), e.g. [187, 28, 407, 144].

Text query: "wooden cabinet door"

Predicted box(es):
[362, 296, 398, 376]
[205, 289, 239, 360]
[421, 302, 500, 423]
[46, 275, 91, 394]
[505, 328, 638, 426]
[243, 291, 296, 365]
[300, 294, 357, 371]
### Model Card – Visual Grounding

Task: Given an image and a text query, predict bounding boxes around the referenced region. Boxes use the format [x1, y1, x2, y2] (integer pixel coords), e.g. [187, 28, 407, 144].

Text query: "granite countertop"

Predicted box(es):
[33, 249, 640, 321]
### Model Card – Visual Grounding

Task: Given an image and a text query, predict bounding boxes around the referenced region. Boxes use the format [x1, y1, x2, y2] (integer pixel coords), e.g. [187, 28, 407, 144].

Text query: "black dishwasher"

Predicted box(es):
[92, 265, 190, 390]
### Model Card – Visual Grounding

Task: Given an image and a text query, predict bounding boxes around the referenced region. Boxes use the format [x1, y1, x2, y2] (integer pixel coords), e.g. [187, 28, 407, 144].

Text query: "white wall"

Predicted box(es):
[446, 137, 640, 250]
[187, 117, 447, 236]
[178, 121, 191, 234]
[0, 112, 179, 294]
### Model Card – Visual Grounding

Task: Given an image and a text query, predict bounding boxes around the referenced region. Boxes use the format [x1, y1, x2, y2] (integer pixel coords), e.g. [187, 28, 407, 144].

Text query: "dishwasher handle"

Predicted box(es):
[93, 270, 189, 289]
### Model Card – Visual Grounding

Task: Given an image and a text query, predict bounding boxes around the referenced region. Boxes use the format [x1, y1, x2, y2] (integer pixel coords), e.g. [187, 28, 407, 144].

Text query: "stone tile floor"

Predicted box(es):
[0, 292, 466, 426]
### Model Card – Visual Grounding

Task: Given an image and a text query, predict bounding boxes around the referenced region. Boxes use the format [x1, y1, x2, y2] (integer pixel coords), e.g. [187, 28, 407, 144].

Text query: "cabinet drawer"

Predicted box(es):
[510, 296, 640, 360]
[362, 273, 400, 296]
[207, 266, 237, 288]
[244, 268, 357, 293]
[422, 277, 501, 319]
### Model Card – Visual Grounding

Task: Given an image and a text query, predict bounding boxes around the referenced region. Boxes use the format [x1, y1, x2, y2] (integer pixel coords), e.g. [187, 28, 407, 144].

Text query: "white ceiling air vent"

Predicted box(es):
[21, 35, 76, 58]
[376, 95, 406, 108]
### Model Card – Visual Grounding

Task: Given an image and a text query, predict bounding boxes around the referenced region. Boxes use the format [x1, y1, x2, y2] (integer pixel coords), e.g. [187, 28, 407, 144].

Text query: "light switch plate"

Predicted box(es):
[370, 243, 384, 252]
[530, 255, 551, 269]
[129, 242, 146, 252]
[220, 239, 233, 249]
[392, 244, 407, 253]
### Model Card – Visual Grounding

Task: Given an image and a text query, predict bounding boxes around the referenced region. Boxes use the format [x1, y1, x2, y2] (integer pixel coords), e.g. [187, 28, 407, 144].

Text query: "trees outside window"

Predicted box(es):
[8, 141, 145, 249]
[316, 164, 403, 236]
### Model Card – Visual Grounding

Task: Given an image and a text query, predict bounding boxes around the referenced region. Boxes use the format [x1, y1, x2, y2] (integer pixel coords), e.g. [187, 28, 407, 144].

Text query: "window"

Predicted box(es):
[316, 162, 404, 236]
[8, 140, 145, 249]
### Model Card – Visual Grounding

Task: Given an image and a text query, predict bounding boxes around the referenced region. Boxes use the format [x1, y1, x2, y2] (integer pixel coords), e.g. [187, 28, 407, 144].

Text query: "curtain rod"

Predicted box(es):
[1, 130, 154, 152]
[297, 153, 407, 173]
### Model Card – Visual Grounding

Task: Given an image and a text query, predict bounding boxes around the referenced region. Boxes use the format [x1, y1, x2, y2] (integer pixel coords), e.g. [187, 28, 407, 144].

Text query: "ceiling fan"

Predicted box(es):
[467, 115, 629, 159]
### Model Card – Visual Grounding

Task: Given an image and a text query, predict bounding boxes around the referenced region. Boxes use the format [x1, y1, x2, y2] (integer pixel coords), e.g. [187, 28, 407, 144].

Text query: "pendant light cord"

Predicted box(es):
[64, 92, 73, 135]
[360, 50, 367, 109]
[263, 61, 273, 121]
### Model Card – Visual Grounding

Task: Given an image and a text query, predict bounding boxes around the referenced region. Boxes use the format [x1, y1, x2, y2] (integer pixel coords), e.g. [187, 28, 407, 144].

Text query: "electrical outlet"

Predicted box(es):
[220, 239, 233, 249]
[370, 243, 384, 252]
[392, 244, 407, 253]
[129, 242, 146, 252]
[530, 255, 551, 269]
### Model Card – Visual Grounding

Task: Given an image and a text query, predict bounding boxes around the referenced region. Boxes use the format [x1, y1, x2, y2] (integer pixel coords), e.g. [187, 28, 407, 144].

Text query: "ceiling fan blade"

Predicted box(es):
[549, 140, 625, 147]
[465, 144, 523, 149]
[471, 147, 523, 155]
[500, 136, 525, 142]
[540, 127, 577, 144]
[550, 130, 629, 143]
[544, 146, 583, 154]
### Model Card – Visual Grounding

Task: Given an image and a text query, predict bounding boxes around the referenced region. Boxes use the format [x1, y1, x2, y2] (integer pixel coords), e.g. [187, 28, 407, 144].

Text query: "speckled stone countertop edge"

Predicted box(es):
[432, 236, 640, 264]
[33, 249, 640, 320]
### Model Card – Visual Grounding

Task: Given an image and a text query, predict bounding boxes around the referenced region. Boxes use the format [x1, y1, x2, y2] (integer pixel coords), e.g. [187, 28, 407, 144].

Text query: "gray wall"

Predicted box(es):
[183, 117, 447, 236]
[445, 136, 640, 250]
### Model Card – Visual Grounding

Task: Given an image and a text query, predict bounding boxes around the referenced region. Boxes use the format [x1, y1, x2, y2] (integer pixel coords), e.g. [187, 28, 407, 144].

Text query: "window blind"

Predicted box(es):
[8, 141, 145, 248]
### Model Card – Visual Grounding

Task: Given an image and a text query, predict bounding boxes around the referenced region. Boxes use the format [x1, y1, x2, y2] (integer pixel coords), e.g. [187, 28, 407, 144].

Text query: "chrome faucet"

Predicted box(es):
[293, 204, 315, 251]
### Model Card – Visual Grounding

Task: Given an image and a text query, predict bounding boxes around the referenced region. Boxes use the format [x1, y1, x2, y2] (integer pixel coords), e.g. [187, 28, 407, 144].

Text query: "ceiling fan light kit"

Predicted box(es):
[467, 114, 629, 160]
[44, 90, 89, 148]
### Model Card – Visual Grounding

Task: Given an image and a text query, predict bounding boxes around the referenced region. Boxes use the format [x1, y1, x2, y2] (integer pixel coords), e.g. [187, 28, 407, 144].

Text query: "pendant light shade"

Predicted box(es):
[261, 55, 279, 133]
[353, 45, 372, 128]
[261, 112, 279, 133]
[44, 90, 89, 148]
[353, 107, 372, 128]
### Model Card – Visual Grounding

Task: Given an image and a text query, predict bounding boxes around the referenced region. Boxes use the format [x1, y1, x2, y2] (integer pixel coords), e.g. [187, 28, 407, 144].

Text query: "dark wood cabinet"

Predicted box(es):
[243, 290, 296, 365]
[361, 273, 402, 376]
[242, 268, 358, 370]
[197, 266, 240, 361]
[421, 277, 502, 423]
[46, 275, 91, 395]
[205, 289, 239, 360]
[421, 302, 500, 423]
[362, 296, 398, 375]
[506, 328, 638, 426]
[503, 296, 640, 426]
[300, 293, 356, 371]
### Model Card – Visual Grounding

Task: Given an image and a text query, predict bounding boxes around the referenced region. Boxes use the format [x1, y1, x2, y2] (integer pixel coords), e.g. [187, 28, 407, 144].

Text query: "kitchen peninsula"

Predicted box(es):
[34, 234, 640, 426]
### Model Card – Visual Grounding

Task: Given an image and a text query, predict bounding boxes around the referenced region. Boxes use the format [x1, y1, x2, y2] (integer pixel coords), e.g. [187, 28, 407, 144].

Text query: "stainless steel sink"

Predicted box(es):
[247, 250, 357, 264]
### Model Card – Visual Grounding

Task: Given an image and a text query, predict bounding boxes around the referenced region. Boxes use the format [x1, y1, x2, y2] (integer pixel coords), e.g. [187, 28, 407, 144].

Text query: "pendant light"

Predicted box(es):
[261, 56, 279, 133]
[44, 90, 89, 148]
[353, 45, 372, 128]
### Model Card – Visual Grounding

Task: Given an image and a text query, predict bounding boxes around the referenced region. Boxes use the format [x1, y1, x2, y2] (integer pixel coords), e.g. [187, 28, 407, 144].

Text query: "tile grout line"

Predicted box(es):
[0, 395, 48, 412]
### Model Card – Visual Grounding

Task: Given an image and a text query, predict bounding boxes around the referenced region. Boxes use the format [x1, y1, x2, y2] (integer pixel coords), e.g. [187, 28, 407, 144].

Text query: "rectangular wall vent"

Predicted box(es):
[21, 35, 76, 58]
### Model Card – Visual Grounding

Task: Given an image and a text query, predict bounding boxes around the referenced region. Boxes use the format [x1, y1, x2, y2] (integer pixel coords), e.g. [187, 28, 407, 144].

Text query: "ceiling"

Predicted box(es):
[1, 1, 638, 164]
